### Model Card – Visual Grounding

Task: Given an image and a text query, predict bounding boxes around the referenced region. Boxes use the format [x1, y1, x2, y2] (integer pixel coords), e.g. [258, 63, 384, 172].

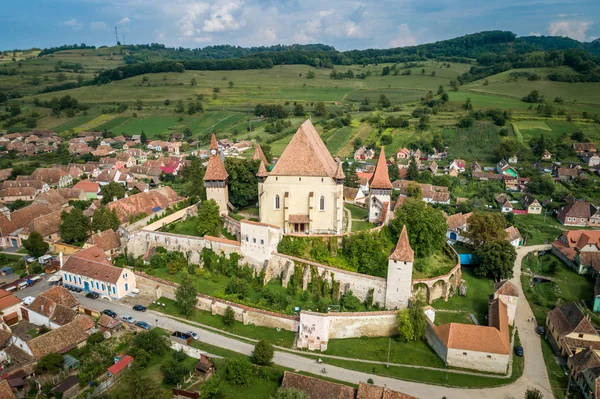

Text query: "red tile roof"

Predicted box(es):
[252, 143, 268, 164]
[389, 225, 414, 262]
[73, 179, 99, 193]
[369, 147, 393, 190]
[107, 355, 134, 375]
[62, 246, 124, 284]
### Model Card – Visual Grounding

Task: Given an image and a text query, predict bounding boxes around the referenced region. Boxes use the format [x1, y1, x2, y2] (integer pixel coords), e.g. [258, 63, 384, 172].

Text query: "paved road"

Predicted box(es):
[14, 245, 554, 399]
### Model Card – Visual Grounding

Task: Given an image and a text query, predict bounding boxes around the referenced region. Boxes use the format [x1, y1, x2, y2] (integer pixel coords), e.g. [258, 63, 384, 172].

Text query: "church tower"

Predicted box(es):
[368, 147, 393, 224]
[256, 161, 268, 220]
[385, 225, 414, 310]
[204, 133, 229, 215]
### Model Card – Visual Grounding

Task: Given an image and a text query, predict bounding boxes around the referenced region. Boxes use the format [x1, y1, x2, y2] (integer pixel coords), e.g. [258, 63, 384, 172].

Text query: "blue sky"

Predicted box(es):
[1, 0, 599, 51]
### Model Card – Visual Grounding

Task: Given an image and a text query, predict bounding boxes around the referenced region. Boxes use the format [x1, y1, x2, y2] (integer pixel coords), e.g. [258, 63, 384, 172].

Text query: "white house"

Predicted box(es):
[25, 286, 79, 329]
[240, 220, 282, 264]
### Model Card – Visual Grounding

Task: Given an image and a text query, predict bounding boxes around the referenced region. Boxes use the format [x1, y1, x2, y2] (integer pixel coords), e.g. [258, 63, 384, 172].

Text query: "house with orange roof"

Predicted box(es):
[427, 298, 511, 373]
[0, 289, 22, 326]
[367, 147, 393, 225]
[552, 230, 600, 274]
[257, 120, 345, 234]
[546, 302, 600, 358]
[73, 179, 100, 199]
[61, 246, 136, 300]
[493, 281, 519, 325]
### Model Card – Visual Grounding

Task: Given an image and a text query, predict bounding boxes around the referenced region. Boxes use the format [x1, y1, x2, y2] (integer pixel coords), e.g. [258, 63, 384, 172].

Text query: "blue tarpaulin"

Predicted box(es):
[459, 254, 473, 265]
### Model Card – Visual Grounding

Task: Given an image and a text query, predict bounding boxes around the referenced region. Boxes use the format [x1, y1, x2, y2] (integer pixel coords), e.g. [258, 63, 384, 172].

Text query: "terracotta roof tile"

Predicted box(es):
[252, 143, 268, 164]
[356, 382, 418, 399]
[204, 154, 229, 181]
[105, 187, 181, 223]
[389, 225, 414, 262]
[73, 179, 99, 193]
[27, 315, 93, 360]
[85, 229, 121, 252]
[256, 161, 268, 178]
[270, 120, 338, 178]
[446, 212, 472, 230]
[62, 246, 125, 284]
[0, 294, 21, 311]
[281, 372, 356, 399]
[369, 147, 393, 190]
[505, 226, 523, 243]
[494, 280, 519, 297]
[547, 302, 598, 338]
[0, 380, 16, 399]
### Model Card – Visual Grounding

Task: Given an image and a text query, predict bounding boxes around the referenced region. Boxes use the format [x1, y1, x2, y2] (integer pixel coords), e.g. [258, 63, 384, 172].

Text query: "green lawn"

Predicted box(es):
[413, 248, 458, 280]
[434, 311, 476, 326]
[446, 121, 504, 163]
[432, 267, 493, 316]
[148, 297, 296, 347]
[160, 217, 201, 236]
[345, 204, 368, 220]
[96, 116, 131, 132]
[351, 221, 376, 232]
[112, 116, 180, 137]
[324, 336, 445, 368]
[541, 338, 568, 399]
[521, 252, 594, 324]
[513, 214, 566, 245]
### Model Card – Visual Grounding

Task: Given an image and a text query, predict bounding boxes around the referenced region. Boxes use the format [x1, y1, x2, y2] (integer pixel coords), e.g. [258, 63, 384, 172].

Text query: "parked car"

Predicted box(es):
[121, 316, 136, 323]
[536, 326, 546, 335]
[85, 292, 99, 299]
[135, 321, 151, 330]
[514, 346, 524, 357]
[24, 256, 36, 263]
[186, 331, 199, 340]
[132, 304, 147, 312]
[103, 309, 117, 318]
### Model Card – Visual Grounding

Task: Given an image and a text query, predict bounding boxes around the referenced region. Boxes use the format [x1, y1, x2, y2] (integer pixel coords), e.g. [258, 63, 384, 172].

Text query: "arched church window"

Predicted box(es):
[275, 194, 281, 210]
[319, 195, 325, 211]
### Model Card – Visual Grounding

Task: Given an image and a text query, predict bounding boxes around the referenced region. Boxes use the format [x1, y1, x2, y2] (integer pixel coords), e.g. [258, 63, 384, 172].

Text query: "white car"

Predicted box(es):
[186, 331, 199, 340]
[22, 296, 35, 306]
[121, 315, 136, 323]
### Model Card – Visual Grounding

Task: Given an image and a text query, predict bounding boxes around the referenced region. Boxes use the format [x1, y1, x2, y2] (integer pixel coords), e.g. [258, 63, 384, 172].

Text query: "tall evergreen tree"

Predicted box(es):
[407, 156, 419, 181]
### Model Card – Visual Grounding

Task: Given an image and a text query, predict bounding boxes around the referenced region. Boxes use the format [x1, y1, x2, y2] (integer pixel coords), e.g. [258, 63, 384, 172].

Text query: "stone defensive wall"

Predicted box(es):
[412, 247, 462, 304]
[127, 230, 240, 265]
[266, 253, 388, 306]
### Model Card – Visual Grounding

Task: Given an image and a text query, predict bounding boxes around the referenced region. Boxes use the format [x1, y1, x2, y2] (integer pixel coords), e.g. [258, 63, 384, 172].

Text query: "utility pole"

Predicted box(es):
[115, 27, 119, 45]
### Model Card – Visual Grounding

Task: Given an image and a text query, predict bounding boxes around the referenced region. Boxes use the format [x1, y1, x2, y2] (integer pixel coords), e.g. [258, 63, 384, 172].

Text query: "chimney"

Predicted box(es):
[112, 196, 118, 202]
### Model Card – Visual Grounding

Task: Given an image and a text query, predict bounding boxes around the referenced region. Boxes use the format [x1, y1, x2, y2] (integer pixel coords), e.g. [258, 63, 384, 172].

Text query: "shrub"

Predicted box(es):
[225, 359, 253, 386]
[223, 306, 235, 325]
[252, 339, 274, 365]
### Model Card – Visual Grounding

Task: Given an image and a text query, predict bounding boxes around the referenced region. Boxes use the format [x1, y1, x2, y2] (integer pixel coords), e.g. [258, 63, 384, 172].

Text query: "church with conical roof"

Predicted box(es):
[257, 119, 345, 234]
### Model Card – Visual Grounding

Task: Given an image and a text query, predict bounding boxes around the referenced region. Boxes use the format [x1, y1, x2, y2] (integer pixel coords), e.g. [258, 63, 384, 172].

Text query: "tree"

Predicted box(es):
[175, 270, 198, 316]
[140, 131, 148, 145]
[119, 365, 162, 399]
[474, 240, 517, 280]
[524, 387, 543, 399]
[396, 308, 415, 342]
[388, 163, 400, 182]
[181, 157, 206, 199]
[225, 158, 259, 208]
[390, 198, 447, 258]
[463, 212, 507, 248]
[271, 388, 310, 399]
[378, 94, 391, 108]
[60, 208, 90, 244]
[405, 183, 422, 200]
[22, 231, 48, 258]
[223, 306, 235, 325]
[293, 103, 305, 116]
[161, 350, 189, 385]
[407, 156, 419, 181]
[313, 101, 327, 117]
[200, 375, 222, 399]
[343, 162, 360, 188]
[341, 290, 362, 311]
[34, 353, 64, 374]
[225, 359, 253, 386]
[190, 77, 197, 86]
[252, 339, 274, 365]
[464, 98, 473, 110]
[175, 99, 185, 113]
[197, 200, 223, 237]
[91, 207, 120, 232]
[493, 140, 519, 162]
[100, 182, 126, 205]
[437, 85, 445, 95]
[396, 302, 427, 342]
[306, 70, 315, 79]
[132, 329, 169, 357]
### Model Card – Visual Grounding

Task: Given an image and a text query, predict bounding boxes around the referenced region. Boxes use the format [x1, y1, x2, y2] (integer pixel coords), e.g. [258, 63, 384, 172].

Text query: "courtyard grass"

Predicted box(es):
[512, 214, 567, 245]
[351, 221, 376, 232]
[541, 338, 568, 399]
[521, 252, 594, 324]
[324, 336, 445, 368]
[432, 267, 493, 316]
[148, 297, 296, 347]
[345, 204, 368, 220]
[412, 249, 458, 280]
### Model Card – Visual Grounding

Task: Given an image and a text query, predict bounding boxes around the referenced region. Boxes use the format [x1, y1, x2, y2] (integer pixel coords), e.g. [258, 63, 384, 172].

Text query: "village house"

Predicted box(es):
[505, 226, 523, 247]
[581, 153, 600, 168]
[84, 229, 122, 258]
[61, 246, 136, 300]
[78, 162, 101, 178]
[493, 281, 519, 325]
[24, 286, 79, 329]
[574, 143, 598, 154]
[496, 159, 518, 177]
[106, 354, 134, 380]
[554, 165, 582, 180]
[552, 230, 600, 274]
[521, 193, 542, 214]
[72, 179, 100, 199]
[115, 152, 137, 168]
[395, 181, 450, 205]
[96, 169, 132, 187]
[557, 200, 600, 227]
[28, 168, 73, 188]
[448, 159, 466, 173]
[0, 289, 23, 326]
[0, 203, 62, 248]
[127, 148, 147, 164]
[194, 354, 215, 380]
[354, 146, 375, 160]
[26, 315, 94, 360]
[343, 187, 366, 206]
[396, 147, 411, 160]
[18, 207, 69, 244]
[546, 302, 600, 358]
[446, 212, 472, 243]
[427, 298, 510, 373]
[542, 149, 552, 160]
[91, 145, 114, 157]
[104, 186, 181, 224]
[508, 154, 518, 164]
[128, 165, 162, 180]
[567, 347, 600, 399]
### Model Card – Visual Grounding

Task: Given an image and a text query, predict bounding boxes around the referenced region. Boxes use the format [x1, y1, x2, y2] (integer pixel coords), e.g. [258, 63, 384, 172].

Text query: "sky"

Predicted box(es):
[1, 0, 599, 51]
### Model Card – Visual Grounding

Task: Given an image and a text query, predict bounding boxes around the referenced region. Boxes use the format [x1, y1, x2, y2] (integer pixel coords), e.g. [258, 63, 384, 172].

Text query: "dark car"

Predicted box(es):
[514, 346, 524, 357]
[85, 292, 99, 299]
[135, 321, 151, 330]
[536, 326, 546, 335]
[133, 304, 147, 312]
[103, 309, 117, 318]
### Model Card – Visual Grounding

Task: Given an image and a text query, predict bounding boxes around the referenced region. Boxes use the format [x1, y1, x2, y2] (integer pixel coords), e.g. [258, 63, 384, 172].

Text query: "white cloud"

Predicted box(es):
[389, 24, 417, 47]
[177, 3, 210, 38]
[528, 32, 542, 37]
[548, 20, 593, 41]
[61, 19, 84, 30]
[90, 21, 109, 31]
[117, 17, 131, 25]
[202, 0, 246, 33]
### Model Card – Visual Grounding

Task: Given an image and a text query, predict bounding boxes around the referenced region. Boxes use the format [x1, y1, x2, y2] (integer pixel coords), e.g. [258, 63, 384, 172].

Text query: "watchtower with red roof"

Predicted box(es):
[368, 147, 393, 225]
[385, 225, 414, 310]
[204, 133, 229, 215]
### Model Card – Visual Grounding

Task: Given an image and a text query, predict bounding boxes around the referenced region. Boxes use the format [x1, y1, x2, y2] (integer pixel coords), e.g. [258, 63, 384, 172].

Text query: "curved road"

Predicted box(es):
[14, 245, 553, 399]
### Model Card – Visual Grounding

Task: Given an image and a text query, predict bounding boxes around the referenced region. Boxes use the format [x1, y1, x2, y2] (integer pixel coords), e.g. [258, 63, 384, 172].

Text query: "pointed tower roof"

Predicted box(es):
[334, 160, 345, 180]
[369, 147, 393, 190]
[270, 119, 338, 177]
[209, 133, 218, 151]
[256, 161, 268, 178]
[389, 225, 414, 262]
[252, 143, 268, 165]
